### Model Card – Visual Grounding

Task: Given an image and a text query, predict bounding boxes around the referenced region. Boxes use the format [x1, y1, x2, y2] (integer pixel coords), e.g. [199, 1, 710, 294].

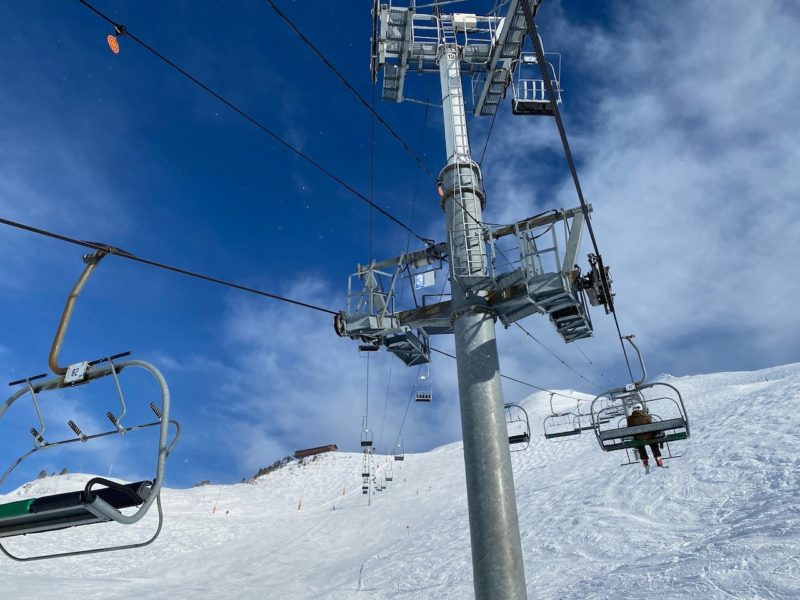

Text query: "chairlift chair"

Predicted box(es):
[415, 364, 432, 402]
[511, 50, 562, 116]
[504, 403, 531, 451]
[591, 384, 689, 458]
[542, 394, 581, 440]
[0, 249, 180, 561]
[542, 413, 582, 439]
[590, 337, 690, 462]
[393, 437, 405, 462]
[360, 416, 374, 450]
[360, 452, 371, 479]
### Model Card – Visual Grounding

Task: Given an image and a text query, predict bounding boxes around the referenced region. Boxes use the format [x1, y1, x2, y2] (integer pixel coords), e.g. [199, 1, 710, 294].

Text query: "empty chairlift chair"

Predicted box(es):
[542, 393, 582, 440]
[361, 454, 370, 479]
[505, 403, 531, 451]
[361, 451, 370, 493]
[415, 365, 432, 402]
[393, 437, 405, 462]
[0, 249, 180, 561]
[360, 429, 374, 450]
[0, 358, 180, 561]
[511, 50, 562, 116]
[360, 416, 374, 451]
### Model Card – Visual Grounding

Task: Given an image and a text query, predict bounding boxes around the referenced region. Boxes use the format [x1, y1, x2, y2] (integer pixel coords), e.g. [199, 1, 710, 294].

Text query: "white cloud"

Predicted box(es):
[185, 272, 471, 476]
[484, 0, 800, 375]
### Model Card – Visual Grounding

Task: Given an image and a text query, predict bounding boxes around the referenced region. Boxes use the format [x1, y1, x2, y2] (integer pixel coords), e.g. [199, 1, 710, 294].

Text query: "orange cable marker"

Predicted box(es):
[107, 35, 120, 54]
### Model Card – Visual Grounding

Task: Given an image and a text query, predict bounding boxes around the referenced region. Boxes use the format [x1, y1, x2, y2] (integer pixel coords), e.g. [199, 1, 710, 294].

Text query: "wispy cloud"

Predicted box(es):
[176, 275, 464, 477]
[485, 0, 800, 375]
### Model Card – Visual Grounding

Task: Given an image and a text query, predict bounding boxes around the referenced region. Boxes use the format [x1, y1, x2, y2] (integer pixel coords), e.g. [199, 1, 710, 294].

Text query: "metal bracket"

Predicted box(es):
[449, 303, 497, 326]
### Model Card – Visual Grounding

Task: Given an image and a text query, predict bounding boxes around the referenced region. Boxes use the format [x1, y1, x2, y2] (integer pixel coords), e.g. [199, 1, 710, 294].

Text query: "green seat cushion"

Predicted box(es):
[0, 498, 35, 520]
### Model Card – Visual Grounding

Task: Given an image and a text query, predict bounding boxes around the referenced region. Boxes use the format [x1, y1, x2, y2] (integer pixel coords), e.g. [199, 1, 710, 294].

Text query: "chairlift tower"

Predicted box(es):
[431, 16, 529, 600]
[337, 2, 614, 597]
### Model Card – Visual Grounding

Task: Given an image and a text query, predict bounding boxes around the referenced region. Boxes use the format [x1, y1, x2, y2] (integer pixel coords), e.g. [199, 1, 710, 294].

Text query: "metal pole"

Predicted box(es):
[437, 44, 528, 599]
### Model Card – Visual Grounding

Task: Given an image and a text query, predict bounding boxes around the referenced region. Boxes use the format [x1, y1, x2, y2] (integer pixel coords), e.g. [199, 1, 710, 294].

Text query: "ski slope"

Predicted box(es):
[2, 364, 799, 599]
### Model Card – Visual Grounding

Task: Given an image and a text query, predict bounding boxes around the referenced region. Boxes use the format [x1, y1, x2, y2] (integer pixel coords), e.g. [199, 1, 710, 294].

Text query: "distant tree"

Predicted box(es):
[37, 469, 48, 479]
[193, 480, 211, 487]
[252, 456, 293, 480]
[59, 467, 69, 475]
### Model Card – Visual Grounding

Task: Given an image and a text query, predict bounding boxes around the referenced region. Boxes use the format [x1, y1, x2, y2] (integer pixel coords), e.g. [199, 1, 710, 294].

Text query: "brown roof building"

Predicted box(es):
[294, 444, 338, 459]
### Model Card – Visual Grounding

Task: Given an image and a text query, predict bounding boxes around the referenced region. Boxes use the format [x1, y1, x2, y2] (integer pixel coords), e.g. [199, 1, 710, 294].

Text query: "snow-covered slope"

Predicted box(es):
[2, 364, 799, 599]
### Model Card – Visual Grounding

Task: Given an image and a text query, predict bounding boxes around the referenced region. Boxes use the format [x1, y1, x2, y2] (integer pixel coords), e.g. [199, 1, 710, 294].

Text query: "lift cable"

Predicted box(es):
[401, 88, 433, 311]
[378, 93, 432, 454]
[365, 353, 372, 424]
[364, 86, 380, 428]
[491, 0, 514, 17]
[369, 86, 378, 263]
[415, 0, 471, 9]
[392, 364, 424, 453]
[403, 89, 431, 257]
[74, 0, 430, 246]
[264, 0, 438, 183]
[478, 107, 499, 167]
[377, 358, 395, 453]
[429, 347, 587, 402]
[572, 342, 615, 387]
[0, 217, 337, 316]
[513, 322, 602, 389]
[522, 3, 635, 381]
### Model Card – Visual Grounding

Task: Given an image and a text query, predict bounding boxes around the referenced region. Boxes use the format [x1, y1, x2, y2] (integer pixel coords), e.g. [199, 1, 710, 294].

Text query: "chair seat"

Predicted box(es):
[602, 431, 688, 452]
[544, 428, 581, 439]
[0, 481, 150, 539]
[599, 418, 687, 441]
[508, 433, 530, 445]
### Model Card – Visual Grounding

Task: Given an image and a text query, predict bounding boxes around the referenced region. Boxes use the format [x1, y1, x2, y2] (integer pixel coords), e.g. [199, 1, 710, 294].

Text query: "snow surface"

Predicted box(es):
[2, 364, 799, 599]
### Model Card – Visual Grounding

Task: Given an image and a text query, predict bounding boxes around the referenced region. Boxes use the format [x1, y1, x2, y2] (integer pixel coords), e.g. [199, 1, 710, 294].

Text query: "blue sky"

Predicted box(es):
[1, 0, 798, 489]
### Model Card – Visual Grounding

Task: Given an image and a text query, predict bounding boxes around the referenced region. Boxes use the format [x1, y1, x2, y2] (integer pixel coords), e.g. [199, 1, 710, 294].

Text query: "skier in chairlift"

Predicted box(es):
[627, 403, 665, 473]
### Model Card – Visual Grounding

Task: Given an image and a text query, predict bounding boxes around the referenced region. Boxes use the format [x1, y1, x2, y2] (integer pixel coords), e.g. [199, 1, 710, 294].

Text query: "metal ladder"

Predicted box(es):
[440, 16, 457, 45]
